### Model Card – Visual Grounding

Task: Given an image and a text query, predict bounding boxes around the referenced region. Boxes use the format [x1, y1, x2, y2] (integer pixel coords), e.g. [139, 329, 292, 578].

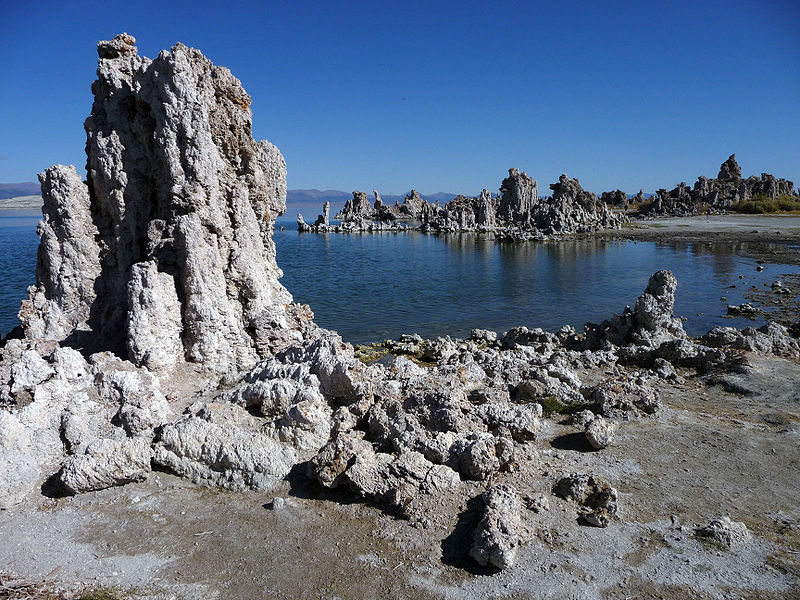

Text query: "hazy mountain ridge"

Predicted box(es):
[0, 182, 40, 199]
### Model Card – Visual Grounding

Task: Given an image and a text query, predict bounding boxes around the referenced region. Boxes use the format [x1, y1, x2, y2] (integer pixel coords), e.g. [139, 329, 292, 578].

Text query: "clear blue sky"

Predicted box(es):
[1, 0, 798, 195]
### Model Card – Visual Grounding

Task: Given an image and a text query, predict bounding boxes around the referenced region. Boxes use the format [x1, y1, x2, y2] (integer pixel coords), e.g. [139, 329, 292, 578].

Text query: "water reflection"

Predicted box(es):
[274, 230, 800, 344]
[2, 213, 798, 344]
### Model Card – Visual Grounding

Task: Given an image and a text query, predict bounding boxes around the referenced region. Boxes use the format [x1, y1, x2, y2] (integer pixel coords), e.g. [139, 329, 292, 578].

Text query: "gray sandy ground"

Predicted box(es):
[606, 215, 800, 265]
[2, 353, 798, 599]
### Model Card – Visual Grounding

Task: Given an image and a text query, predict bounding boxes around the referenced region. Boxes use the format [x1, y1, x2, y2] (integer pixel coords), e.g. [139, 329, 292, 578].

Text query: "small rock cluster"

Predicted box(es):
[636, 154, 797, 218]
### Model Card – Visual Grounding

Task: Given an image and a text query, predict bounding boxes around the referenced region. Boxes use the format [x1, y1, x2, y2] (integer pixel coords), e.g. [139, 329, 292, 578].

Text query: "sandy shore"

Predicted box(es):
[0, 196, 42, 210]
[604, 215, 800, 266]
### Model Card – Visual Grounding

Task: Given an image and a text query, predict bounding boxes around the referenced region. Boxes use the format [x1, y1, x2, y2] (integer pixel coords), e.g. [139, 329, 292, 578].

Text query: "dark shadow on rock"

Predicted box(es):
[40, 470, 71, 499]
[285, 462, 405, 521]
[285, 462, 361, 507]
[440, 494, 498, 575]
[549, 432, 597, 453]
[0, 324, 24, 348]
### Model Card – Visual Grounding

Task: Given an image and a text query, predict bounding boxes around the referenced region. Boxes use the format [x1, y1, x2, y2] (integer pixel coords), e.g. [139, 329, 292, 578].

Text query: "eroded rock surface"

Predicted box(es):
[21, 33, 312, 375]
[470, 484, 528, 569]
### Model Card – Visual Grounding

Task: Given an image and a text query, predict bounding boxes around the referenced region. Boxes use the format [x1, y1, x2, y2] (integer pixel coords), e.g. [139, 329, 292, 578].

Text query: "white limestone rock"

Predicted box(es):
[21, 33, 312, 374]
[0, 412, 40, 509]
[18, 165, 101, 342]
[59, 437, 152, 494]
[585, 417, 617, 449]
[153, 403, 297, 491]
[126, 261, 184, 373]
[697, 516, 752, 549]
[470, 484, 528, 570]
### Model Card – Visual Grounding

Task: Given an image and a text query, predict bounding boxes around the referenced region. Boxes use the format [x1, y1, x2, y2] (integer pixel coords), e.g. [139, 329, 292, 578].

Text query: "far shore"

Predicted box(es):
[0, 195, 42, 210]
[603, 214, 800, 266]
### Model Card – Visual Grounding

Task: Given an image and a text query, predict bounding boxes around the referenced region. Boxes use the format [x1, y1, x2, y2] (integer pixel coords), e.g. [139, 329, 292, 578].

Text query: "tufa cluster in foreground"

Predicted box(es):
[1, 35, 797, 577]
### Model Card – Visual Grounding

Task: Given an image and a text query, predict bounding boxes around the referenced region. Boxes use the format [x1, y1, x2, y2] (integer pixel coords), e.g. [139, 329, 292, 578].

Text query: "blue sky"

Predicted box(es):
[1, 0, 798, 195]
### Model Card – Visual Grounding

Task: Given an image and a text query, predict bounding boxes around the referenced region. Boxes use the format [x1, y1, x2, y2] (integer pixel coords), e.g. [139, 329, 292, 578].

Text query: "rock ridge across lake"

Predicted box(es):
[299, 168, 623, 238]
[1, 34, 799, 598]
[636, 153, 797, 218]
[297, 153, 799, 233]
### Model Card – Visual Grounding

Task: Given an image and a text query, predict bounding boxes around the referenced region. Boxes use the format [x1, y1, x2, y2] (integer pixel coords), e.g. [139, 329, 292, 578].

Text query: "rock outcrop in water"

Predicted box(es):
[637, 154, 797, 218]
[2, 35, 800, 581]
[302, 168, 622, 239]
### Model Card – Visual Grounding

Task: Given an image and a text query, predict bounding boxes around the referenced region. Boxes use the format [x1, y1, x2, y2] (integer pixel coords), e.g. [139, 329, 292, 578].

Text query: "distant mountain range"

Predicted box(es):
[0, 183, 456, 208]
[0, 182, 40, 199]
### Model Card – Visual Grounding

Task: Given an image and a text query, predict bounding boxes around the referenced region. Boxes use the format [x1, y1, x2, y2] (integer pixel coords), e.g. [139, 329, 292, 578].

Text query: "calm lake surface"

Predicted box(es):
[2, 210, 797, 343]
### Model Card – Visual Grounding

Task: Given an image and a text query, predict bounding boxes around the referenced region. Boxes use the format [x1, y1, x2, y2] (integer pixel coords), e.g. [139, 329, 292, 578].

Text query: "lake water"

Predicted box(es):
[1, 210, 797, 343]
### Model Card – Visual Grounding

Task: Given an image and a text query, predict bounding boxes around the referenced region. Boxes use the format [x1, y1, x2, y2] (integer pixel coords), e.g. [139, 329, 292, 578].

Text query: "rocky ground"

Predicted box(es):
[1, 350, 798, 599]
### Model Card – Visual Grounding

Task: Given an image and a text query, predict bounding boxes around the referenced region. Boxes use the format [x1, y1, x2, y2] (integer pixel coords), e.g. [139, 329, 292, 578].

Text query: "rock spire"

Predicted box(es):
[20, 33, 313, 374]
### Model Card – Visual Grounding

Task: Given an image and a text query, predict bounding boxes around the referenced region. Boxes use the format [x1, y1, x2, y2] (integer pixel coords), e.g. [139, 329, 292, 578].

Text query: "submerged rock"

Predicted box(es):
[585, 270, 686, 350]
[327, 167, 622, 239]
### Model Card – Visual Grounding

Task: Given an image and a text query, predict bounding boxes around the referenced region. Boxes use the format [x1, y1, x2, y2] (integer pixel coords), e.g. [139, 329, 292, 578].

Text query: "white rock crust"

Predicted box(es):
[18, 165, 101, 342]
[585, 417, 617, 449]
[59, 437, 152, 494]
[0, 412, 41, 509]
[126, 261, 183, 373]
[470, 484, 528, 569]
[153, 403, 297, 491]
